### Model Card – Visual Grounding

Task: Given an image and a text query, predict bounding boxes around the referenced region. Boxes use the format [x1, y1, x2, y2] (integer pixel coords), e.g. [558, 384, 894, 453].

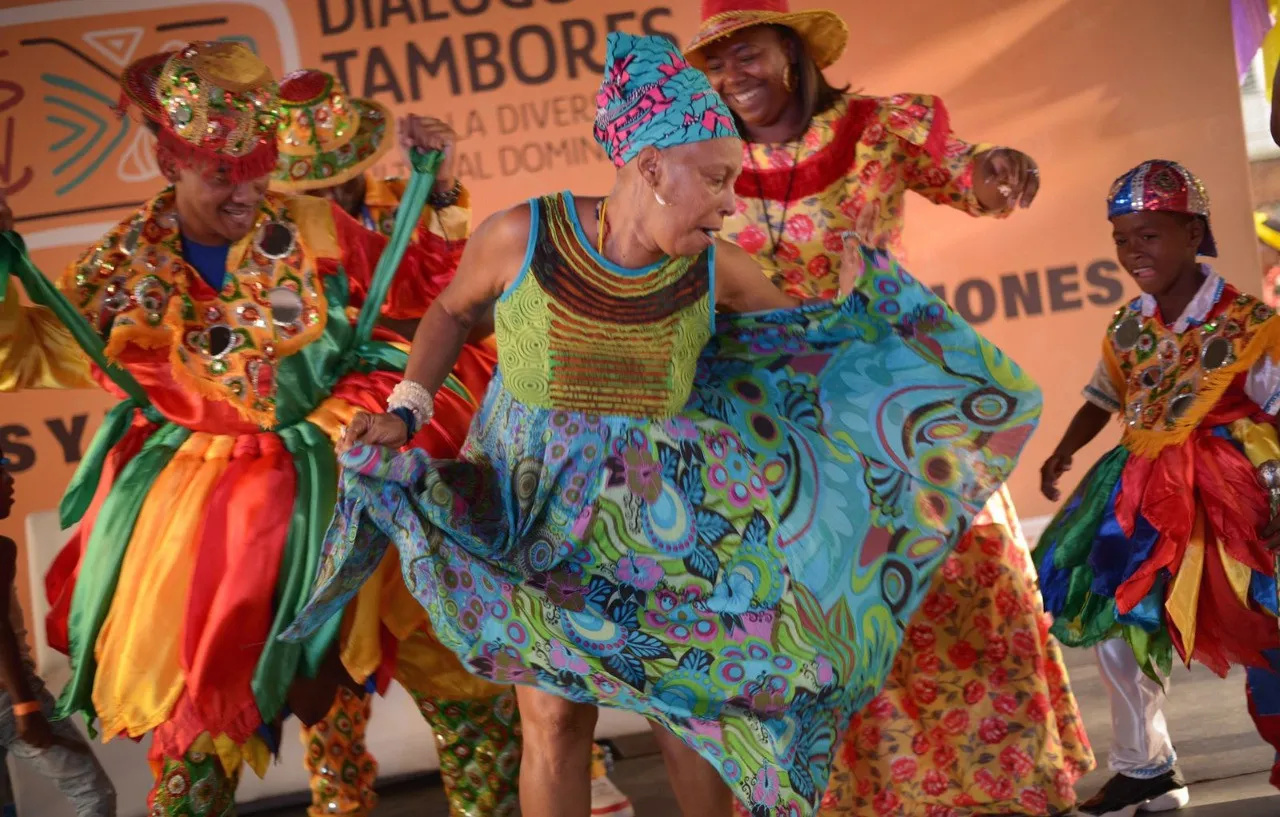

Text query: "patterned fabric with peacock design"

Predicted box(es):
[282, 193, 1042, 816]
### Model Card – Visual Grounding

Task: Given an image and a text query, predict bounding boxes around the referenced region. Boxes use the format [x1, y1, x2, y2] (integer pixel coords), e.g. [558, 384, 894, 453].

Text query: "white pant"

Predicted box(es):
[1095, 640, 1177, 778]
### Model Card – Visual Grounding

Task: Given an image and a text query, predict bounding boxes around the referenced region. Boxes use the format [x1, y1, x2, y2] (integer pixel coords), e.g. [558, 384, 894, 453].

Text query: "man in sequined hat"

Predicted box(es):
[264, 67, 526, 817]
[1037, 159, 1280, 815]
[0, 40, 510, 815]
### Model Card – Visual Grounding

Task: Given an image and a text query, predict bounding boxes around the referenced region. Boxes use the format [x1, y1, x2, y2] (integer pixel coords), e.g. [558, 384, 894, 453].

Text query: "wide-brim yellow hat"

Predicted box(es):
[270, 69, 394, 192]
[684, 0, 848, 71]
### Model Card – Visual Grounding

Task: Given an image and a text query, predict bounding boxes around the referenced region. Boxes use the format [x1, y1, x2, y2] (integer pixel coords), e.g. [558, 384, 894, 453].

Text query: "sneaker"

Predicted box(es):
[590, 774, 636, 817]
[1078, 769, 1189, 816]
[590, 743, 635, 817]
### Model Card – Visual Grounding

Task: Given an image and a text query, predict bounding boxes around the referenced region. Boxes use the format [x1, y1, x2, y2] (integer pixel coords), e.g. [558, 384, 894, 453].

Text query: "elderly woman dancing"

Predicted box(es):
[283, 32, 1041, 817]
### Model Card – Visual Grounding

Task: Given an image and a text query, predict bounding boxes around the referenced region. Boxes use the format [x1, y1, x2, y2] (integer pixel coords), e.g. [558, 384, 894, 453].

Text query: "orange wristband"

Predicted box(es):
[11, 701, 40, 716]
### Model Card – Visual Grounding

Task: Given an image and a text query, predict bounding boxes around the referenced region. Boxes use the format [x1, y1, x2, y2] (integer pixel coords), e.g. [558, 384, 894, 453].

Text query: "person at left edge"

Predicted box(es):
[0, 40, 484, 815]
[267, 67, 525, 817]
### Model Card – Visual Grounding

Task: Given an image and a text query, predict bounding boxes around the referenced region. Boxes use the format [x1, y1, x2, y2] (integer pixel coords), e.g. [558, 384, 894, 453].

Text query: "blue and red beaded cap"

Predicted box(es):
[1107, 160, 1217, 257]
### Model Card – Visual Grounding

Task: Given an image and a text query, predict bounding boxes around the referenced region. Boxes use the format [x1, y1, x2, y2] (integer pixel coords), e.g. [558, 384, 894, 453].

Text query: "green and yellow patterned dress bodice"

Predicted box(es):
[494, 192, 714, 419]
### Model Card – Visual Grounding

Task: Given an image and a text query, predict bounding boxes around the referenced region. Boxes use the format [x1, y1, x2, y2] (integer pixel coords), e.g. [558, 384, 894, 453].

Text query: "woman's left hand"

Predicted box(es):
[976, 148, 1040, 212]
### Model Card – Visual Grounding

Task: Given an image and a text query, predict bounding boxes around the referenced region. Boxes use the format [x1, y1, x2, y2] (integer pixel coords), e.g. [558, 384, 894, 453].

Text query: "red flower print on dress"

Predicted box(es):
[925, 806, 959, 817]
[862, 726, 882, 747]
[774, 240, 801, 263]
[964, 680, 986, 705]
[980, 532, 1005, 557]
[923, 592, 958, 621]
[887, 110, 913, 132]
[911, 733, 930, 756]
[907, 103, 929, 120]
[805, 254, 831, 281]
[823, 230, 845, 253]
[912, 678, 939, 706]
[1026, 692, 1051, 724]
[891, 757, 918, 783]
[947, 641, 978, 671]
[862, 122, 886, 146]
[941, 709, 969, 736]
[872, 789, 901, 816]
[804, 128, 823, 149]
[953, 793, 977, 808]
[736, 225, 767, 256]
[867, 695, 896, 721]
[986, 637, 1009, 664]
[785, 214, 815, 242]
[1000, 745, 1035, 779]
[941, 556, 963, 581]
[921, 769, 948, 796]
[769, 146, 796, 169]
[978, 716, 1009, 745]
[1020, 787, 1050, 813]
[923, 166, 951, 189]
[1013, 629, 1039, 658]
[915, 653, 941, 674]
[993, 693, 1020, 716]
[996, 588, 1022, 619]
[945, 136, 969, 157]
[878, 163, 900, 193]
[908, 625, 936, 651]
[860, 159, 883, 186]
[932, 743, 958, 768]
[734, 197, 748, 215]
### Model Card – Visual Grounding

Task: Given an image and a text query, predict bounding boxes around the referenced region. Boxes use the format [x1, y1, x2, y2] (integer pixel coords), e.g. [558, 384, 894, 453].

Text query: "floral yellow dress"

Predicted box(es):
[723, 92, 1095, 816]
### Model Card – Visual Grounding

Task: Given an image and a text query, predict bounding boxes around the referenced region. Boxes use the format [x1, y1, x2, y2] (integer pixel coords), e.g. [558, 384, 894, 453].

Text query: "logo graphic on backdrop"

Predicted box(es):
[0, 0, 297, 250]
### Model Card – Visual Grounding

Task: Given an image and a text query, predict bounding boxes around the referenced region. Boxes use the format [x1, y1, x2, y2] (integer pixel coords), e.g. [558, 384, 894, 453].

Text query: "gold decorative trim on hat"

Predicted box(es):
[270, 69, 395, 193]
[684, 8, 849, 70]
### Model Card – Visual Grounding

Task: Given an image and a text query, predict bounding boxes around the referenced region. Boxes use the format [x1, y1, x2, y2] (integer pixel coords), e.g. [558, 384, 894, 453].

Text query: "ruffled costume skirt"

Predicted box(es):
[283, 249, 1043, 815]
[44, 332, 500, 777]
[1034, 409, 1280, 679]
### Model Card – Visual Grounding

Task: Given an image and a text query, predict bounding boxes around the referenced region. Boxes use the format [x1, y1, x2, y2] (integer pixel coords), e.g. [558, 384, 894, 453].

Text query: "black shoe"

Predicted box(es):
[1077, 769, 1189, 816]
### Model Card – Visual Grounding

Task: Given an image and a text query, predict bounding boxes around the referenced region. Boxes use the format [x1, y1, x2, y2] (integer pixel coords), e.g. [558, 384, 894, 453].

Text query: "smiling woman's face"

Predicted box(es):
[699, 26, 795, 132]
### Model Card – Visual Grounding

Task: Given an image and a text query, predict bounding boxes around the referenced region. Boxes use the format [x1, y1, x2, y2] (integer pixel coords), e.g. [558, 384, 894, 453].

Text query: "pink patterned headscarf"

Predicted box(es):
[593, 32, 739, 168]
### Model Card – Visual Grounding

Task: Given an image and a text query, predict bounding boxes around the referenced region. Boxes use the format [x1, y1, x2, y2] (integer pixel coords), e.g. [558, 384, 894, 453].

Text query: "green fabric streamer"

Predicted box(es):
[0, 232, 164, 527]
[57, 423, 189, 724]
[251, 422, 339, 722]
[59, 400, 137, 528]
[1051, 447, 1129, 571]
[0, 232, 151, 406]
[352, 149, 441, 348]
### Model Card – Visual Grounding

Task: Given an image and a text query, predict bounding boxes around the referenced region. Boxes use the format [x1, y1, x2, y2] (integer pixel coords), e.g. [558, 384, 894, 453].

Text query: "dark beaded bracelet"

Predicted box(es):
[389, 406, 418, 438]
[428, 179, 462, 209]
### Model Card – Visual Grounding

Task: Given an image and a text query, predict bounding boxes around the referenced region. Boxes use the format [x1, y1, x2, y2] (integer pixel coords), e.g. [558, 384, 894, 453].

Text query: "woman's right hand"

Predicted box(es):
[338, 411, 410, 453]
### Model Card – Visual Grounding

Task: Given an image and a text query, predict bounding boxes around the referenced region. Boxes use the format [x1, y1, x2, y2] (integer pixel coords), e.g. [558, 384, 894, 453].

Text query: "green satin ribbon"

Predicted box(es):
[252, 422, 339, 722]
[56, 423, 189, 725]
[352, 149, 442, 348]
[0, 232, 163, 527]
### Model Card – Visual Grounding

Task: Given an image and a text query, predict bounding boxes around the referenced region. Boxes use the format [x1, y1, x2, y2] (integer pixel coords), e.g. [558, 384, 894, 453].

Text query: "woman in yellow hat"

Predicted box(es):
[683, 3, 1095, 815]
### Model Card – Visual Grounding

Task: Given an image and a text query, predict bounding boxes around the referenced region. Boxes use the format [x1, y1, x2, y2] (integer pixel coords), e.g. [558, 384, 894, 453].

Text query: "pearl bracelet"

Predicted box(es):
[388, 380, 435, 430]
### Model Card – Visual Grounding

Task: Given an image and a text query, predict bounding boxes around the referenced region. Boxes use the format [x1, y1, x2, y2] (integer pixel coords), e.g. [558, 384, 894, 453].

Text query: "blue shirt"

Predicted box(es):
[181, 235, 230, 292]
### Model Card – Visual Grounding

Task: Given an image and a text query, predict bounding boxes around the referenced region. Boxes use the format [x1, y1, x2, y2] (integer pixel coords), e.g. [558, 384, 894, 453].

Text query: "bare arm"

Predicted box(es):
[1040, 402, 1112, 501]
[713, 240, 801, 314]
[1272, 59, 1280, 147]
[339, 204, 529, 450]
[0, 538, 33, 705]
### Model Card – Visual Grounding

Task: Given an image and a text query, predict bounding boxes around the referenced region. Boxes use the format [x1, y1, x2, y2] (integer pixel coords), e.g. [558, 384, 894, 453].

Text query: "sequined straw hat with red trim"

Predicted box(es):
[269, 69, 393, 192]
[1107, 159, 1218, 257]
[683, 0, 849, 70]
[120, 40, 282, 181]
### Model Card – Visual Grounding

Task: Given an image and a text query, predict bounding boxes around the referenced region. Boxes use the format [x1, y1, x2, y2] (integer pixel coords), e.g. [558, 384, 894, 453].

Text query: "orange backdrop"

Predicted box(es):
[0, 0, 1260, 601]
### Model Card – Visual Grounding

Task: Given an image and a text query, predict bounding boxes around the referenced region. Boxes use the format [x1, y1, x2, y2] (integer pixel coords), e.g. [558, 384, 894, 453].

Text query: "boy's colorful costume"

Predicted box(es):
[1035, 160, 1280, 805]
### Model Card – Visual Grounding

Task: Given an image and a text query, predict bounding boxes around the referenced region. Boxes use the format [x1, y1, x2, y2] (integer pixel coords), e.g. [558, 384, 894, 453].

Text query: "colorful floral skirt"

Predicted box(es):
[43, 338, 500, 777]
[813, 487, 1094, 817]
[1034, 415, 1280, 679]
[284, 248, 1043, 815]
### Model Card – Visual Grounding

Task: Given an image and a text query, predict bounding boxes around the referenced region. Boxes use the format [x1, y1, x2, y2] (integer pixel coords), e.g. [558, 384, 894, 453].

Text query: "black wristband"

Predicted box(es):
[389, 406, 418, 438]
[428, 179, 462, 209]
